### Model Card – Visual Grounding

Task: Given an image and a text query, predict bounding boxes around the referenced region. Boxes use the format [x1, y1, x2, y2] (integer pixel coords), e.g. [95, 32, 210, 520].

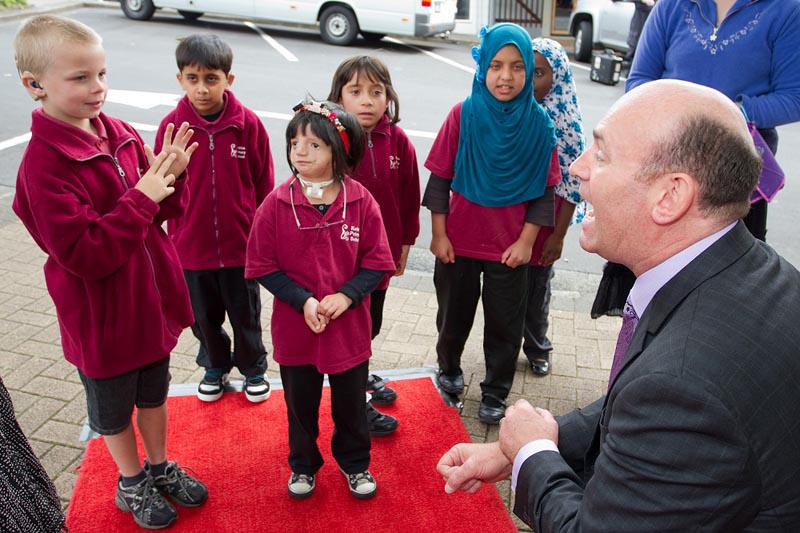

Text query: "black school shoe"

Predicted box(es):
[144, 461, 208, 508]
[115, 476, 177, 530]
[367, 402, 399, 436]
[436, 370, 465, 395]
[478, 394, 506, 425]
[366, 374, 397, 405]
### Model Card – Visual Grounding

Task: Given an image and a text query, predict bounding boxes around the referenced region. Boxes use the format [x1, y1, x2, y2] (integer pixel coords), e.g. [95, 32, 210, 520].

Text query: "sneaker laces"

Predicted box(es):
[127, 477, 168, 512]
[159, 464, 201, 496]
[348, 472, 373, 488]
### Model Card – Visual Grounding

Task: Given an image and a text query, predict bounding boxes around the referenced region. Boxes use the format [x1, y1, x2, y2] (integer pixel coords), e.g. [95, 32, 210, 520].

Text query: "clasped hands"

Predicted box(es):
[436, 399, 558, 494]
[302, 293, 353, 334]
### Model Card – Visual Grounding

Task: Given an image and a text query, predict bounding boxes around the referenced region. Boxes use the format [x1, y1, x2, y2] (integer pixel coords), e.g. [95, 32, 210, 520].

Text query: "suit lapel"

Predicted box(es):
[589, 222, 756, 464]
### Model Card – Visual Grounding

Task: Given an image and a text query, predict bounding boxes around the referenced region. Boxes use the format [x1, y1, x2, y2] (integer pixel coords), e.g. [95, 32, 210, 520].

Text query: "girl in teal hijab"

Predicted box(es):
[452, 23, 556, 207]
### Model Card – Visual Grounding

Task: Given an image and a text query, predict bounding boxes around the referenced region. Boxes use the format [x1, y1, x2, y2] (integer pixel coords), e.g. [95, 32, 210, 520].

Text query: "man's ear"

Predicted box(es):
[20, 71, 44, 101]
[651, 173, 696, 225]
[226, 72, 235, 88]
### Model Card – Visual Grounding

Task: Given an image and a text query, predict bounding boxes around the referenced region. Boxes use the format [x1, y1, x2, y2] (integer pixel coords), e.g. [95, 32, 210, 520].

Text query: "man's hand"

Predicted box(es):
[499, 400, 559, 462]
[146, 121, 198, 178]
[437, 442, 513, 494]
[317, 292, 352, 320]
[302, 297, 329, 333]
[135, 150, 177, 203]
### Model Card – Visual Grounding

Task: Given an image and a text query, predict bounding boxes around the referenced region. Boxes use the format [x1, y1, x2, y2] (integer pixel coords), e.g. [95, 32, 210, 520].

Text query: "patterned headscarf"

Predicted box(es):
[532, 38, 587, 221]
[453, 24, 556, 208]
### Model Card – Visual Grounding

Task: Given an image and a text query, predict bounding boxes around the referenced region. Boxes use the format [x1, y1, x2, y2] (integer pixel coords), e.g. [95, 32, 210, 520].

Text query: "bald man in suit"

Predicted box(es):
[437, 79, 800, 531]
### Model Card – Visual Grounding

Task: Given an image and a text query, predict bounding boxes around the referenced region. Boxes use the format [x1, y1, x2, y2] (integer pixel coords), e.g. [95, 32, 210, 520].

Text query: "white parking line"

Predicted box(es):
[0, 133, 31, 151]
[244, 21, 299, 62]
[383, 36, 475, 75]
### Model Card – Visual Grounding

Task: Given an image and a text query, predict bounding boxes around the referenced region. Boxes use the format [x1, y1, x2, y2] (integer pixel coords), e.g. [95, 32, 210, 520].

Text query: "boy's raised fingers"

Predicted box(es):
[160, 123, 175, 152]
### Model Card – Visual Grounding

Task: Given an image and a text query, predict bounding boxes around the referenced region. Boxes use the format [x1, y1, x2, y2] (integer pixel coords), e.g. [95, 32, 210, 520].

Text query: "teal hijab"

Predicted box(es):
[453, 23, 555, 207]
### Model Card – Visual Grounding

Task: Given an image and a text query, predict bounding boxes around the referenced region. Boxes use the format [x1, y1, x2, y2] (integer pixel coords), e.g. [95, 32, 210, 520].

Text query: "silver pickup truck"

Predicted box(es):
[568, 0, 635, 62]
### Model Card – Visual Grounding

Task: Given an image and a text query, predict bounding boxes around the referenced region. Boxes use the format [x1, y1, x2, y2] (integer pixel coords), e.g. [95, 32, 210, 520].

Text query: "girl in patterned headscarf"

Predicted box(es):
[524, 37, 587, 376]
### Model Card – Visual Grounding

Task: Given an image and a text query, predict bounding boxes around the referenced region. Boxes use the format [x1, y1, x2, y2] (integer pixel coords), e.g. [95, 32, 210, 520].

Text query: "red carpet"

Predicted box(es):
[66, 377, 516, 532]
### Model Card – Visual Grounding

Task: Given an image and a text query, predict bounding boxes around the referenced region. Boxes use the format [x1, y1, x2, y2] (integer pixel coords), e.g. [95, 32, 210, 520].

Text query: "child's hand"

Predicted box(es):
[318, 293, 352, 320]
[146, 122, 198, 178]
[303, 297, 329, 334]
[538, 235, 565, 266]
[135, 150, 178, 203]
[501, 239, 533, 269]
[430, 234, 455, 264]
[394, 245, 410, 276]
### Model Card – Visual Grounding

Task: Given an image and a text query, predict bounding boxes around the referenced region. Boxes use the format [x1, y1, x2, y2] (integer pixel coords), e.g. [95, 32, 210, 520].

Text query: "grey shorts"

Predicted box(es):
[78, 356, 171, 436]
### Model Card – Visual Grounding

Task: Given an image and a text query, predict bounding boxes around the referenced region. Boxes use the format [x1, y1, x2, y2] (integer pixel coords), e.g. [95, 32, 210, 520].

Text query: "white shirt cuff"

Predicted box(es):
[511, 439, 559, 492]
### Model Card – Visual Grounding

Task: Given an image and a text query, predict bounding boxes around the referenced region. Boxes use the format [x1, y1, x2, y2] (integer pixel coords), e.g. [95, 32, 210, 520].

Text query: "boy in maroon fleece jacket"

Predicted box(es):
[157, 34, 275, 404]
[13, 15, 208, 530]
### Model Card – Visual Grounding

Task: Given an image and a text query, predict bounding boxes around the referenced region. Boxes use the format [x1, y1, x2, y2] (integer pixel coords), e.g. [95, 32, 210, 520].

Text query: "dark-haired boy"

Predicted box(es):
[157, 34, 275, 403]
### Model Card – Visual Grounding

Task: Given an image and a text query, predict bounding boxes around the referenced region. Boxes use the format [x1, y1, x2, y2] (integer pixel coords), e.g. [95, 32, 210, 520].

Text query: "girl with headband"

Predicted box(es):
[245, 99, 395, 501]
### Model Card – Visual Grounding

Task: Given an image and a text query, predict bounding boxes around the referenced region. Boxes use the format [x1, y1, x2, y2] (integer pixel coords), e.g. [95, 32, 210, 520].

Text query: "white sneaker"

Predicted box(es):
[288, 473, 315, 499]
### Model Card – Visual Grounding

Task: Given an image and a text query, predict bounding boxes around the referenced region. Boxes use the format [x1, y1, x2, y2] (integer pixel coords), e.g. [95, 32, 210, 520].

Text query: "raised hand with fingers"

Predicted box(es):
[135, 151, 179, 204]
[146, 121, 198, 178]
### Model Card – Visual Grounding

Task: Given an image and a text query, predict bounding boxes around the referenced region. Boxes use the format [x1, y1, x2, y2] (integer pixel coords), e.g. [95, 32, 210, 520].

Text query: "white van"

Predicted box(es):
[120, 0, 459, 46]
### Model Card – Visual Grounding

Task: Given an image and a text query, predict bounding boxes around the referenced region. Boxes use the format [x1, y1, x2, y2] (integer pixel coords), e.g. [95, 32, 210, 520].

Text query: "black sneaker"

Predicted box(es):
[144, 461, 208, 508]
[115, 476, 177, 530]
[288, 472, 315, 499]
[343, 470, 377, 499]
[244, 375, 271, 403]
[366, 374, 397, 405]
[197, 369, 228, 402]
[366, 402, 398, 436]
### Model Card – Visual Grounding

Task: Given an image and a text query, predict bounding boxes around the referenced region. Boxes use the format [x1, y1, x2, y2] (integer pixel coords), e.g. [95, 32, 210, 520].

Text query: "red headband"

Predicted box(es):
[292, 100, 351, 155]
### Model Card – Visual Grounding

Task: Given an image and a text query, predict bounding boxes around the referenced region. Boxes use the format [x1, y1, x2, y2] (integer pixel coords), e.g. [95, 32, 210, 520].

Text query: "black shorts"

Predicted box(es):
[78, 357, 171, 436]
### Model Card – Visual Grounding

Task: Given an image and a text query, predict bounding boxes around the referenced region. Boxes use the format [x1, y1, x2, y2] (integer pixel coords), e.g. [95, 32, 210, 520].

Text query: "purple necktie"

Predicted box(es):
[608, 298, 639, 390]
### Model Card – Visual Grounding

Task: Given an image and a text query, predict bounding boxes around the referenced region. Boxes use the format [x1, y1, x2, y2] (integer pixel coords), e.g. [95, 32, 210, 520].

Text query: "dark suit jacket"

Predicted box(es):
[515, 222, 800, 531]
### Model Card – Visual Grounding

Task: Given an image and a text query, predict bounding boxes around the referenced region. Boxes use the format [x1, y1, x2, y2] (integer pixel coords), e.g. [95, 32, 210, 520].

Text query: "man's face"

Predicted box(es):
[570, 107, 651, 264]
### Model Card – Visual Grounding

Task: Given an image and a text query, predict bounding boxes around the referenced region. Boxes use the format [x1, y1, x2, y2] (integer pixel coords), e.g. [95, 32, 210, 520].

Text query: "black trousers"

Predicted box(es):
[523, 265, 554, 361]
[280, 361, 370, 475]
[184, 268, 266, 377]
[434, 257, 529, 400]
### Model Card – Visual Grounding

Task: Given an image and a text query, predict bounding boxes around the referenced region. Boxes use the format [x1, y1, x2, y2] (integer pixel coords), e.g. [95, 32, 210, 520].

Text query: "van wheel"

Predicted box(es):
[574, 20, 593, 63]
[320, 6, 359, 46]
[178, 10, 203, 20]
[121, 0, 156, 20]
[361, 31, 386, 43]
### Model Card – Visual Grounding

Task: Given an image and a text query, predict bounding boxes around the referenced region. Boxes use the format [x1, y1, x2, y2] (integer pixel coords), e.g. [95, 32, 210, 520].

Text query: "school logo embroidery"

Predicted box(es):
[389, 155, 400, 170]
[340, 224, 360, 243]
[230, 144, 246, 159]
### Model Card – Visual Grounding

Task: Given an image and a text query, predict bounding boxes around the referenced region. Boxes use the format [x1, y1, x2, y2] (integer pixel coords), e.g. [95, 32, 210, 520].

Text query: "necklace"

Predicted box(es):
[297, 176, 335, 199]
